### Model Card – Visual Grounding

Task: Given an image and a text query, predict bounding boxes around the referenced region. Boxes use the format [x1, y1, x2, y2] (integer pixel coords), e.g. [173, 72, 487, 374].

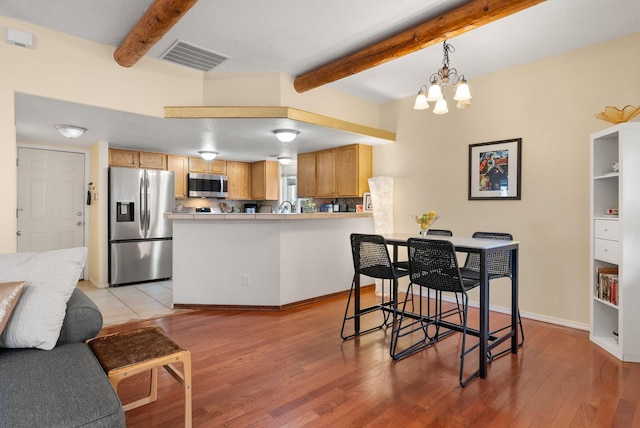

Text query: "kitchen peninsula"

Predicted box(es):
[166, 212, 374, 309]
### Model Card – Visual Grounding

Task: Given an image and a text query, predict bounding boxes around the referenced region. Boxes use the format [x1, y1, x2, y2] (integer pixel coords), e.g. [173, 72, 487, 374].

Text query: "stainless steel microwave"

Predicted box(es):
[187, 173, 228, 198]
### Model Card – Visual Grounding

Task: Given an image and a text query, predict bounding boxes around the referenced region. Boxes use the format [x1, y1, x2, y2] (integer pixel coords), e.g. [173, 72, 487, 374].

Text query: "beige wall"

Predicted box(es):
[3, 13, 639, 326]
[0, 16, 205, 257]
[376, 32, 640, 327]
[202, 72, 381, 128]
[1, 16, 381, 287]
[88, 141, 109, 287]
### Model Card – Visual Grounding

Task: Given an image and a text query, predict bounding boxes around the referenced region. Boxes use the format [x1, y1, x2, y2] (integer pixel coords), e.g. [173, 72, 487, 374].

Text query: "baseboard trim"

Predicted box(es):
[173, 284, 375, 312]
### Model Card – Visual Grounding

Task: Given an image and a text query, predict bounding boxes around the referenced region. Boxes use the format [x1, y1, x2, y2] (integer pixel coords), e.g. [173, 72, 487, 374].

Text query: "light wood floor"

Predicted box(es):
[100, 289, 640, 427]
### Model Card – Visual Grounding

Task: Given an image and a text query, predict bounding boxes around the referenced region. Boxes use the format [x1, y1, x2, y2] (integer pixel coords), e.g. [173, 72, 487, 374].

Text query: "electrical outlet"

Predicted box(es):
[242, 274, 250, 286]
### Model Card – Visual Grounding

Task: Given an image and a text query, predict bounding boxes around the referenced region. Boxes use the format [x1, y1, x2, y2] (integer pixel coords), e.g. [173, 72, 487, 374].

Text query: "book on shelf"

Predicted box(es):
[596, 266, 618, 305]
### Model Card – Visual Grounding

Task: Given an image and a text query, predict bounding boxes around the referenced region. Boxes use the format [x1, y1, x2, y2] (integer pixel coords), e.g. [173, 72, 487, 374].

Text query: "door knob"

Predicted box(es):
[16, 231, 21, 236]
[77, 212, 83, 216]
[77, 221, 83, 226]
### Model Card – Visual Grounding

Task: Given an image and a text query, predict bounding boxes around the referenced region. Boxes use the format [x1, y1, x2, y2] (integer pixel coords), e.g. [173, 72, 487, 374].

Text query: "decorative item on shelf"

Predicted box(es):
[413, 40, 471, 114]
[411, 211, 439, 236]
[612, 161, 619, 172]
[595, 105, 640, 124]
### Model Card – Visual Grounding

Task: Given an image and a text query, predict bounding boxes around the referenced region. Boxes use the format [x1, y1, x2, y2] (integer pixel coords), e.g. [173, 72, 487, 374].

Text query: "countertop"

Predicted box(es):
[165, 212, 373, 220]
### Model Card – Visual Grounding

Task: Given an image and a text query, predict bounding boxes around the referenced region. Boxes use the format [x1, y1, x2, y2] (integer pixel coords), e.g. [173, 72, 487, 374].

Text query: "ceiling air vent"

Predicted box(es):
[160, 40, 227, 72]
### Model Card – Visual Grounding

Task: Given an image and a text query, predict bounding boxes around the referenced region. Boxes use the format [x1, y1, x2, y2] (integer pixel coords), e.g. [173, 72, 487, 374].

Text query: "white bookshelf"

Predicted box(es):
[590, 122, 640, 361]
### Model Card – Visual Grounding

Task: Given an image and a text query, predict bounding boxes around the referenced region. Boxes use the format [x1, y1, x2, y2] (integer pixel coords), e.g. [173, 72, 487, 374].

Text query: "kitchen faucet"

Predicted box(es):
[278, 200, 293, 213]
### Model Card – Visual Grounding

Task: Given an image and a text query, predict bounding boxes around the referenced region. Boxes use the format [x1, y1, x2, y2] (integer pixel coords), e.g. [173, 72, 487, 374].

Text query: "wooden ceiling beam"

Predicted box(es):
[294, 0, 546, 93]
[114, 0, 199, 68]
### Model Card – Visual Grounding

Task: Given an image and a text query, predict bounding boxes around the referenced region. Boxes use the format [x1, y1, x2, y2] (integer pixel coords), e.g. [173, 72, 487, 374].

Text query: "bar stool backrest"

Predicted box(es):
[463, 232, 513, 277]
[408, 238, 475, 293]
[350, 234, 397, 280]
[426, 229, 453, 237]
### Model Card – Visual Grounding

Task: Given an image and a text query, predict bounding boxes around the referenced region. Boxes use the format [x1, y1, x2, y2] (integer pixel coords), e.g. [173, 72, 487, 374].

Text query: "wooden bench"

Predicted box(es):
[88, 326, 192, 427]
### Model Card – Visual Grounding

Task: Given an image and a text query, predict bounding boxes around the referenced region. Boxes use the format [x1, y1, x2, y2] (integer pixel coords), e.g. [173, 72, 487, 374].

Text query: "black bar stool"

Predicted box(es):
[341, 234, 409, 340]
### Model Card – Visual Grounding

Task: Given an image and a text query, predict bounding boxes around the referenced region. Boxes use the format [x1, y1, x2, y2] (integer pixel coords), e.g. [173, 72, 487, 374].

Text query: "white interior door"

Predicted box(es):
[17, 148, 85, 253]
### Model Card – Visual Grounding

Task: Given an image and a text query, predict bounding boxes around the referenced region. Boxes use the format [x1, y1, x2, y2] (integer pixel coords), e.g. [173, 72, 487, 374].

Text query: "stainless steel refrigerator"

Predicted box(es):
[108, 167, 174, 286]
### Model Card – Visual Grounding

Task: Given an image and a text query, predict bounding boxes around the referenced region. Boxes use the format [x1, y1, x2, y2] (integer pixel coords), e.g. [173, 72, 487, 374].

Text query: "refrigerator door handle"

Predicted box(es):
[145, 173, 151, 236]
[140, 175, 146, 238]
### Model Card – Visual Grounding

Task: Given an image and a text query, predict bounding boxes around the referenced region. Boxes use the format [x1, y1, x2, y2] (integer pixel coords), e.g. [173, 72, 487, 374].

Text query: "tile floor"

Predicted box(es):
[77, 280, 188, 326]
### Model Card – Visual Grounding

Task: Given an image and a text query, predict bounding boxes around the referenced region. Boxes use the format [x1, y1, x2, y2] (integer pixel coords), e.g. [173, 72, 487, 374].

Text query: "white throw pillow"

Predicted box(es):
[0, 247, 87, 350]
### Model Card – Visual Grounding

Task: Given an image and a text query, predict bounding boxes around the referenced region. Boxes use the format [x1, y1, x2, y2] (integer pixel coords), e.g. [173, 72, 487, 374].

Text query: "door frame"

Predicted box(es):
[17, 143, 90, 278]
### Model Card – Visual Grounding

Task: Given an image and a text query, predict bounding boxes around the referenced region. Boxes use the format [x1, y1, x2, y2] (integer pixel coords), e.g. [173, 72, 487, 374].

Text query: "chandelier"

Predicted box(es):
[413, 40, 471, 114]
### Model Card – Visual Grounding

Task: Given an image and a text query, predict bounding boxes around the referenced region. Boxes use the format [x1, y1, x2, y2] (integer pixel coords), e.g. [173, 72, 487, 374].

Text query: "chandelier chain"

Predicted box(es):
[442, 40, 455, 68]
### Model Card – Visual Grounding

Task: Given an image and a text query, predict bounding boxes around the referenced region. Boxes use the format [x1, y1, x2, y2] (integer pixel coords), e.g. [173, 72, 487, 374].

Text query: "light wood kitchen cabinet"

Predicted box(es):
[167, 155, 188, 198]
[109, 148, 139, 168]
[139, 151, 167, 170]
[109, 148, 167, 170]
[335, 144, 372, 197]
[315, 149, 336, 198]
[296, 152, 316, 197]
[251, 160, 279, 200]
[306, 144, 372, 198]
[226, 161, 251, 200]
[188, 157, 227, 175]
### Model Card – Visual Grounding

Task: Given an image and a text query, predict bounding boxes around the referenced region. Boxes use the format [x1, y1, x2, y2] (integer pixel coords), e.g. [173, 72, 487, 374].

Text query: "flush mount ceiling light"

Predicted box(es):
[277, 156, 294, 166]
[198, 151, 218, 160]
[413, 40, 472, 114]
[55, 124, 86, 139]
[273, 129, 299, 143]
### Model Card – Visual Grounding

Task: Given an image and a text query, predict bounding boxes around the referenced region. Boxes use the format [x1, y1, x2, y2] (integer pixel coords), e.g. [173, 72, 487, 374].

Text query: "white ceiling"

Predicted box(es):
[2, 0, 639, 161]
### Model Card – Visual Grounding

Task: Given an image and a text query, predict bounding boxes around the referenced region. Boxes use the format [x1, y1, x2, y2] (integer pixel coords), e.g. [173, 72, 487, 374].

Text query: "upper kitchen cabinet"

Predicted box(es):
[109, 149, 139, 168]
[139, 151, 167, 170]
[109, 148, 166, 170]
[251, 161, 279, 200]
[167, 155, 188, 198]
[335, 144, 372, 197]
[297, 152, 317, 197]
[315, 149, 336, 198]
[306, 144, 372, 198]
[226, 161, 251, 200]
[188, 157, 227, 175]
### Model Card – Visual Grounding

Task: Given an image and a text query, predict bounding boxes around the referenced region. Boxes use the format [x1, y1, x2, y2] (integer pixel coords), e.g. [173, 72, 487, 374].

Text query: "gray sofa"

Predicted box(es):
[0, 288, 125, 427]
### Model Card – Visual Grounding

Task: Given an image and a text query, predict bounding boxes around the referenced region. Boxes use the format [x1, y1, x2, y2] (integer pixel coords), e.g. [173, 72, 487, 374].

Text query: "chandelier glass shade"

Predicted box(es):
[413, 41, 472, 114]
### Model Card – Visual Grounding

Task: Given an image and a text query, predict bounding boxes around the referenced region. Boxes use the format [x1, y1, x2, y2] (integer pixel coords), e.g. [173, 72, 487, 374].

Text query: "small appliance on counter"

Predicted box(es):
[195, 207, 211, 213]
[244, 203, 258, 213]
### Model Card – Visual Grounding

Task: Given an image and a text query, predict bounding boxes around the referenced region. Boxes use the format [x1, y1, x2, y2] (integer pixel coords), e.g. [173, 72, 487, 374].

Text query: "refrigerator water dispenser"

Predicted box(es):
[116, 202, 135, 222]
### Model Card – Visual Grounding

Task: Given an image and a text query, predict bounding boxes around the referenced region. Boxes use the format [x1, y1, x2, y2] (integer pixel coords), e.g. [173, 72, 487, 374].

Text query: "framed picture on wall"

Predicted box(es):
[363, 192, 373, 211]
[469, 138, 522, 200]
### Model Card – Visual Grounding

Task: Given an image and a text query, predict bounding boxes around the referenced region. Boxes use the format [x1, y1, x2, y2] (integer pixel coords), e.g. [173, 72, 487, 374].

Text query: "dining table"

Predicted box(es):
[358, 233, 520, 381]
